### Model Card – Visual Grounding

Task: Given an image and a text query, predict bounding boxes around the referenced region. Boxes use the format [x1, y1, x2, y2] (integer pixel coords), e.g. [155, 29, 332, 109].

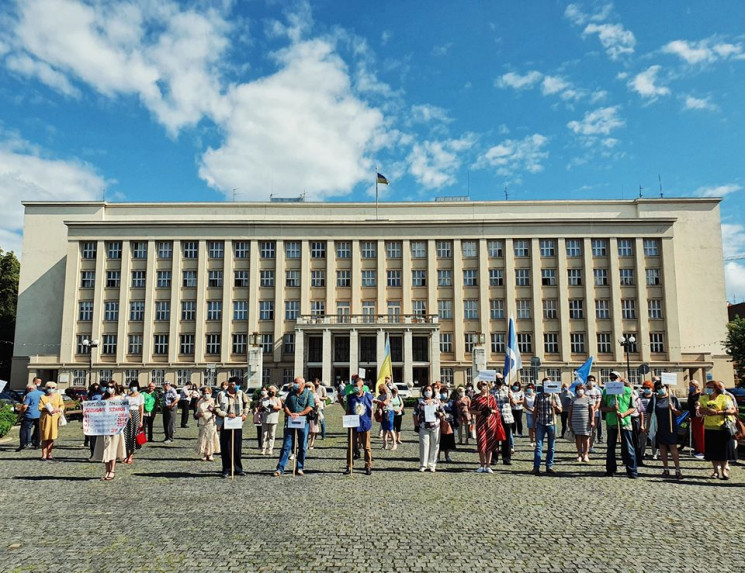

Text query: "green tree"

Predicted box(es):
[0, 249, 20, 381]
[724, 315, 745, 385]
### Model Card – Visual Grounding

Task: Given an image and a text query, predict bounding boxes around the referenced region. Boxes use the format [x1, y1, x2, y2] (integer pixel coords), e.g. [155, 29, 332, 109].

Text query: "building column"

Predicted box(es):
[634, 237, 651, 363]
[167, 240, 182, 364]
[273, 240, 285, 364]
[294, 329, 305, 375]
[322, 328, 332, 384]
[404, 328, 413, 386]
[530, 238, 544, 364]
[430, 329, 440, 385]
[349, 329, 359, 379]
[478, 239, 491, 363]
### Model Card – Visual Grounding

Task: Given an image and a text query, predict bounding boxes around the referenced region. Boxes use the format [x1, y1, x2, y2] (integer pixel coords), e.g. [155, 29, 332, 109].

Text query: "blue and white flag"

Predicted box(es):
[569, 356, 594, 392]
[503, 316, 522, 380]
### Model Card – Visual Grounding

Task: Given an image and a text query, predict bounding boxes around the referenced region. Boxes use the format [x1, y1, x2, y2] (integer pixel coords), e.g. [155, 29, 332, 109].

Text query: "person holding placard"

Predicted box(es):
[123, 381, 144, 464]
[195, 387, 218, 462]
[698, 380, 737, 480]
[390, 385, 405, 447]
[568, 383, 595, 463]
[585, 375, 603, 451]
[38, 381, 65, 461]
[260, 386, 282, 456]
[490, 374, 514, 465]
[650, 381, 683, 479]
[343, 376, 374, 475]
[91, 383, 128, 481]
[469, 380, 505, 473]
[215, 377, 250, 478]
[274, 377, 314, 477]
[532, 378, 562, 475]
[523, 384, 537, 448]
[456, 387, 471, 446]
[599, 372, 638, 479]
[413, 384, 446, 472]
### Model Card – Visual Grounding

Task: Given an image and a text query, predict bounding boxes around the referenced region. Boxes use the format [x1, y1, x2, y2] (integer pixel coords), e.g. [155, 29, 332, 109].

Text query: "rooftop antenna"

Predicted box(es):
[638, 184, 643, 198]
[658, 174, 663, 198]
[467, 170, 470, 197]
[504, 184, 508, 201]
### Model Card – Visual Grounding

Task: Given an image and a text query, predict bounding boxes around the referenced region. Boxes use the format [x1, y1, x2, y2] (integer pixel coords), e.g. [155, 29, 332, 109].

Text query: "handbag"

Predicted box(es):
[135, 430, 147, 446]
[59, 413, 68, 427]
[724, 416, 738, 438]
[374, 409, 383, 423]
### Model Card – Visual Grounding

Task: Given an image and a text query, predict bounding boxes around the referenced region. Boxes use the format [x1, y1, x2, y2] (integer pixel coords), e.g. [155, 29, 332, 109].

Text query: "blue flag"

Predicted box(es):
[503, 316, 522, 380]
[569, 356, 594, 392]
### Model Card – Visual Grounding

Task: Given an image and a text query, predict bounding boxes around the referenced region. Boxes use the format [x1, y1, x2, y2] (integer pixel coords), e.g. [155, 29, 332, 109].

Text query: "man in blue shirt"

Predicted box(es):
[343, 376, 374, 475]
[274, 377, 314, 476]
[17, 380, 44, 451]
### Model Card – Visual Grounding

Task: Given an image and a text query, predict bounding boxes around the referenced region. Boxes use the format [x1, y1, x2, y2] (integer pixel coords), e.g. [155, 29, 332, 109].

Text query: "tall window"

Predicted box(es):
[285, 270, 300, 287]
[516, 299, 531, 319]
[567, 268, 582, 286]
[362, 301, 375, 323]
[207, 301, 222, 321]
[80, 271, 95, 289]
[106, 241, 122, 259]
[131, 271, 146, 288]
[130, 301, 144, 321]
[617, 239, 633, 257]
[285, 241, 300, 259]
[487, 240, 503, 257]
[259, 301, 274, 320]
[336, 270, 351, 287]
[157, 270, 172, 288]
[566, 239, 582, 257]
[621, 299, 636, 319]
[491, 333, 505, 353]
[180, 335, 195, 355]
[106, 270, 120, 288]
[437, 269, 452, 286]
[81, 241, 97, 259]
[619, 268, 634, 286]
[412, 270, 426, 287]
[595, 299, 610, 319]
[233, 301, 248, 320]
[387, 270, 401, 287]
[436, 241, 452, 258]
[489, 268, 504, 286]
[285, 301, 299, 320]
[440, 368, 454, 385]
[643, 239, 659, 256]
[463, 269, 478, 286]
[182, 270, 197, 288]
[182, 241, 198, 259]
[387, 301, 400, 322]
[234, 241, 250, 259]
[596, 333, 612, 354]
[79, 301, 93, 321]
[310, 270, 325, 287]
[648, 299, 663, 319]
[310, 301, 325, 316]
[646, 268, 661, 285]
[463, 300, 478, 319]
[411, 241, 426, 258]
[464, 333, 478, 353]
[260, 335, 273, 354]
[515, 269, 530, 286]
[593, 268, 608, 286]
[544, 333, 559, 354]
[157, 241, 172, 259]
[412, 300, 426, 316]
[234, 271, 249, 287]
[131, 241, 147, 259]
[591, 239, 607, 257]
[514, 240, 530, 257]
[490, 299, 504, 319]
[543, 299, 557, 319]
[570, 333, 585, 353]
[361, 270, 376, 287]
[205, 334, 221, 355]
[153, 335, 168, 355]
[541, 268, 556, 286]
[232, 334, 247, 355]
[361, 241, 376, 258]
[386, 241, 402, 259]
[517, 333, 532, 353]
[260, 241, 276, 258]
[208, 241, 224, 259]
[337, 301, 351, 322]
[336, 241, 351, 258]
[568, 299, 584, 319]
[104, 301, 119, 322]
[462, 240, 477, 258]
[310, 241, 326, 259]
[181, 301, 196, 321]
[440, 333, 453, 353]
[539, 239, 555, 257]
[128, 335, 143, 355]
[650, 332, 665, 353]
[283, 334, 295, 354]
[438, 300, 452, 319]
[208, 270, 223, 287]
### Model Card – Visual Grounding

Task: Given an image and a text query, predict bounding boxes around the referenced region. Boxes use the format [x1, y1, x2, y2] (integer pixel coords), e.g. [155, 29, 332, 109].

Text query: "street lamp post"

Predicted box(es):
[82, 338, 99, 386]
[619, 334, 636, 381]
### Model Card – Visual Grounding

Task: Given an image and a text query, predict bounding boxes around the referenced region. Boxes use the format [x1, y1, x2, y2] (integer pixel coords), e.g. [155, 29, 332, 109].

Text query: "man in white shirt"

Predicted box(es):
[585, 375, 603, 453]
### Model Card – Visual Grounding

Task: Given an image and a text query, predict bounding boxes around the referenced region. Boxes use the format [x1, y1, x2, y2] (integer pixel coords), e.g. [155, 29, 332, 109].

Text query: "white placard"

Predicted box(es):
[287, 415, 307, 429]
[424, 404, 436, 422]
[543, 380, 561, 394]
[223, 416, 243, 430]
[605, 381, 625, 395]
[478, 370, 497, 382]
[358, 368, 366, 379]
[343, 415, 361, 428]
[0, 379, 7, 393]
[660, 372, 677, 386]
[83, 399, 130, 436]
[58, 373, 70, 383]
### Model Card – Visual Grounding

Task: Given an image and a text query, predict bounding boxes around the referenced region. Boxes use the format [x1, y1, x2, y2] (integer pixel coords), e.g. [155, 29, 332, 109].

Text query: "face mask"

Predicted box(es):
[46, 388, 55, 394]
[424, 390, 432, 398]
[526, 389, 533, 395]
[130, 387, 138, 393]
[105, 387, 114, 394]
[586, 382, 594, 388]
[689, 385, 697, 393]
[268, 392, 275, 397]
[292, 384, 299, 392]
[577, 389, 585, 397]
[512, 386, 519, 391]
[643, 389, 652, 396]
[705, 388, 714, 396]
[440, 393, 448, 400]
[656, 390, 666, 397]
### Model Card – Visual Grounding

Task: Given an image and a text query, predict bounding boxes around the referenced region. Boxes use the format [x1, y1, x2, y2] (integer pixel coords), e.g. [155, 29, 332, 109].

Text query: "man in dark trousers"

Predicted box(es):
[161, 381, 179, 442]
[179, 382, 192, 428]
[215, 377, 249, 478]
[344, 376, 374, 475]
[274, 377, 314, 476]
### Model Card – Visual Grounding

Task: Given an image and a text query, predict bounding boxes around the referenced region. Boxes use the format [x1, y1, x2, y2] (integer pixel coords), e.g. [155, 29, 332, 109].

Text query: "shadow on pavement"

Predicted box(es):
[14, 475, 98, 481]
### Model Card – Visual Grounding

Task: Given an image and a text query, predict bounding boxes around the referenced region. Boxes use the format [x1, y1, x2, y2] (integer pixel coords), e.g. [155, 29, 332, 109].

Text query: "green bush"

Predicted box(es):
[0, 404, 17, 438]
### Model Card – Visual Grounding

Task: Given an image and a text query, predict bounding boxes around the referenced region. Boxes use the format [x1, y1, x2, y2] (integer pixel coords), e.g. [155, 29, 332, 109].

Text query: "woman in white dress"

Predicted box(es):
[260, 386, 282, 455]
[92, 383, 127, 481]
[195, 387, 217, 461]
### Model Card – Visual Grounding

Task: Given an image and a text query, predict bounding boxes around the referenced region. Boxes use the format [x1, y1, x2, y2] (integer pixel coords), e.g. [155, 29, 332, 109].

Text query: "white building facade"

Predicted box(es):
[10, 198, 732, 389]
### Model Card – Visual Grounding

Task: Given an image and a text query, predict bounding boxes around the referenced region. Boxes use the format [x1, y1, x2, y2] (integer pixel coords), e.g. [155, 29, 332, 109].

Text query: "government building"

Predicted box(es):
[10, 198, 732, 390]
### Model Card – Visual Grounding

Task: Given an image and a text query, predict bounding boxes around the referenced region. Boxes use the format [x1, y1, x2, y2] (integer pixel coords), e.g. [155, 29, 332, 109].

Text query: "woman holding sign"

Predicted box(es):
[469, 381, 506, 473]
[413, 384, 446, 472]
[38, 382, 65, 461]
[93, 383, 127, 481]
[651, 381, 683, 480]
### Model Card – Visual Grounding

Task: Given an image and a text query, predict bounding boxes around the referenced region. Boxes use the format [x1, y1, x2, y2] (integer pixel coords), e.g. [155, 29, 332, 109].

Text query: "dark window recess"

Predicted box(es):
[334, 336, 350, 362]
[307, 336, 323, 363]
[360, 337, 376, 362]
[412, 336, 429, 362]
[413, 367, 429, 387]
[390, 336, 403, 362]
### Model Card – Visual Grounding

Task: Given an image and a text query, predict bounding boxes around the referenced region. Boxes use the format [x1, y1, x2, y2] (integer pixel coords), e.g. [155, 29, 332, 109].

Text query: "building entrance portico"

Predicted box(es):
[294, 315, 439, 387]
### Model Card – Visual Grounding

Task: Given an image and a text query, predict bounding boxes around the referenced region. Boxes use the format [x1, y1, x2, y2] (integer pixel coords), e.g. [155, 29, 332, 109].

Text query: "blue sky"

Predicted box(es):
[0, 0, 744, 298]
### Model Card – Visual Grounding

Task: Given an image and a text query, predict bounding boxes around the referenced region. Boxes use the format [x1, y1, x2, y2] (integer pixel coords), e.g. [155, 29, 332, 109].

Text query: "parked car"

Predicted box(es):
[62, 395, 83, 420]
[323, 386, 338, 404]
[0, 391, 23, 416]
[279, 384, 291, 400]
[394, 383, 413, 399]
[65, 387, 89, 402]
[726, 387, 745, 407]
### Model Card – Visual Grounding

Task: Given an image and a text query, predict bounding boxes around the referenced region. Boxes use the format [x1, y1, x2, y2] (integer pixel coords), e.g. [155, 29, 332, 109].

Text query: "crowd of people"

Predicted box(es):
[11, 371, 742, 482]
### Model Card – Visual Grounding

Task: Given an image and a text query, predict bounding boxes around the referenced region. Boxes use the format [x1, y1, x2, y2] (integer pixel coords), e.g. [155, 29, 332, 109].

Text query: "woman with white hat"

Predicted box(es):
[38, 381, 65, 461]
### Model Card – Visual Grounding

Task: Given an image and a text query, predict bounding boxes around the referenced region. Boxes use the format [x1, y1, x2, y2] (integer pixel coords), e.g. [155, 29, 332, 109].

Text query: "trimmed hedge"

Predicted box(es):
[0, 404, 17, 438]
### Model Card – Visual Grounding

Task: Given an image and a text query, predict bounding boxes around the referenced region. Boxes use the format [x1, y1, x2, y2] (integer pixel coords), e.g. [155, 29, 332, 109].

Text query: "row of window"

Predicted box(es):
[77, 332, 281, 356]
[79, 296, 662, 323]
[82, 238, 663, 262]
[445, 331, 666, 355]
[81, 266, 663, 290]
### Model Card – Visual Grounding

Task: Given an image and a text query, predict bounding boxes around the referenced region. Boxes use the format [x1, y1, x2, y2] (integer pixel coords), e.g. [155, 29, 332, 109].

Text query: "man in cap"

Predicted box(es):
[491, 372, 514, 465]
[600, 371, 638, 479]
[343, 376, 374, 475]
[215, 376, 250, 478]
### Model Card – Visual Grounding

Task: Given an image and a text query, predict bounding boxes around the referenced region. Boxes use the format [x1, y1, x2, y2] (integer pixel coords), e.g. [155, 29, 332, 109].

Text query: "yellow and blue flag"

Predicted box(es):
[376, 172, 389, 185]
[376, 334, 392, 391]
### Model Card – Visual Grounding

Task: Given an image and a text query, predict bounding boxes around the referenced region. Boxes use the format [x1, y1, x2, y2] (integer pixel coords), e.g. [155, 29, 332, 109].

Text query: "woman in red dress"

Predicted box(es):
[469, 380, 506, 473]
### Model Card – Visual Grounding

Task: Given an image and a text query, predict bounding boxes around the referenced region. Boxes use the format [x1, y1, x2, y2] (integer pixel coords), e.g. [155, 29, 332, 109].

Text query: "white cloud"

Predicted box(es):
[432, 42, 453, 57]
[410, 104, 452, 125]
[662, 38, 744, 65]
[495, 70, 542, 90]
[6, 0, 231, 135]
[474, 133, 549, 177]
[628, 65, 670, 99]
[0, 136, 107, 257]
[199, 39, 384, 200]
[726, 262, 745, 302]
[695, 184, 742, 198]
[567, 106, 625, 136]
[683, 95, 718, 111]
[540, 75, 571, 95]
[407, 135, 476, 190]
[565, 4, 635, 60]
[722, 224, 745, 301]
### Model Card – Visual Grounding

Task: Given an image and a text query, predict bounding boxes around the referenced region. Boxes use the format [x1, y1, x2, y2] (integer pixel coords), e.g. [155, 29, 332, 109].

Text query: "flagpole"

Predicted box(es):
[375, 171, 379, 221]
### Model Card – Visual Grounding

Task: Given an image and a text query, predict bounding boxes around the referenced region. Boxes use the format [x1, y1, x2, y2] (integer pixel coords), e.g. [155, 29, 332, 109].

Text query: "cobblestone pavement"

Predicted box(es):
[1, 407, 743, 573]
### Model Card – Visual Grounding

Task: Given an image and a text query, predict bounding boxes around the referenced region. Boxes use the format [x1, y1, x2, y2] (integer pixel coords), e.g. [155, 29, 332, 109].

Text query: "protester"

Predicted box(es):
[195, 387, 217, 462]
[390, 385, 404, 448]
[510, 381, 525, 438]
[38, 382, 65, 461]
[698, 380, 737, 480]
[313, 379, 328, 439]
[142, 383, 157, 443]
[92, 383, 127, 481]
[161, 381, 179, 443]
[413, 384, 445, 472]
[179, 382, 192, 429]
[585, 375, 603, 452]
[85, 382, 103, 459]
[307, 384, 320, 450]
[559, 384, 574, 439]
[17, 382, 43, 452]
[532, 379, 562, 475]
[600, 372, 638, 479]
[456, 386, 471, 445]
[123, 380, 144, 464]
[638, 381, 654, 463]
[650, 382, 683, 479]
[568, 383, 594, 462]
[215, 377, 250, 478]
[343, 376, 374, 475]
[629, 384, 646, 466]
[469, 381, 506, 473]
[491, 374, 514, 464]
[260, 386, 282, 456]
[687, 380, 705, 459]
[524, 383, 536, 448]
[438, 387, 458, 463]
[274, 377, 314, 477]
[375, 384, 395, 450]
[253, 388, 268, 450]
